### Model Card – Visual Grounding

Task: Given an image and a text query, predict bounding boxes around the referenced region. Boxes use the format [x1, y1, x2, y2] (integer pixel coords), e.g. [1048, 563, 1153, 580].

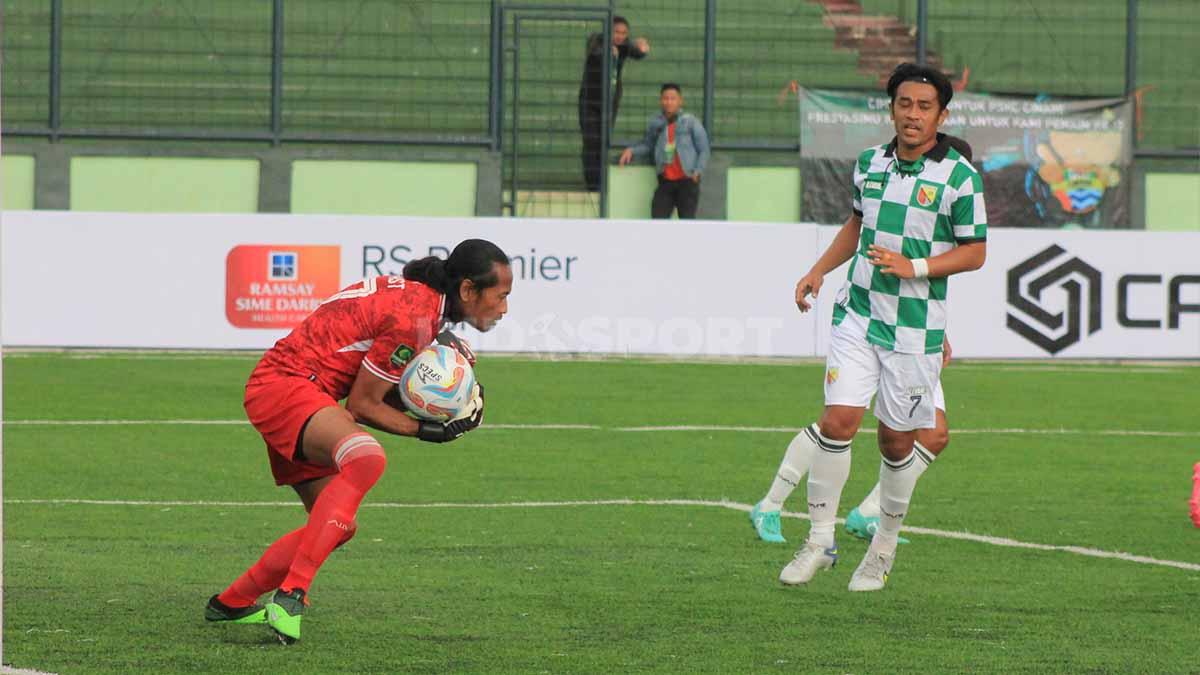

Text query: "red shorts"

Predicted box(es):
[244, 371, 341, 486]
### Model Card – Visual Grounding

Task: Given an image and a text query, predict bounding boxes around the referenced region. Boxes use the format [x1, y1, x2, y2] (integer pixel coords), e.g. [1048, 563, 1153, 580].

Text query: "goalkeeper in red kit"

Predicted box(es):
[204, 239, 512, 644]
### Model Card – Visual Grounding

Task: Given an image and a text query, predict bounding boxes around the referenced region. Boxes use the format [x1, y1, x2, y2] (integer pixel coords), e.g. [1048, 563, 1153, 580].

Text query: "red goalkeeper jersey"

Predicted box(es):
[255, 276, 446, 399]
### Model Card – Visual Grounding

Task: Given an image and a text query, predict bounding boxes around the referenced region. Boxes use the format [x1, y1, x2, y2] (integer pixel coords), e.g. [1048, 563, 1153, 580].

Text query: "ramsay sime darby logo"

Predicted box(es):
[226, 245, 341, 329]
[1006, 244, 1102, 355]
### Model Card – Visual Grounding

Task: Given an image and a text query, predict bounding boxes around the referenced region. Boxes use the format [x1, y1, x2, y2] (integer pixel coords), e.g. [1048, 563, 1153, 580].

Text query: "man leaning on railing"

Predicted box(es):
[619, 83, 710, 220]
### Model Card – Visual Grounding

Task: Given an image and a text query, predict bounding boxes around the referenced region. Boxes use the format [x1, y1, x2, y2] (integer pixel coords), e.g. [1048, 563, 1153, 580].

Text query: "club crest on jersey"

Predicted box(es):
[390, 344, 415, 368]
[916, 185, 939, 207]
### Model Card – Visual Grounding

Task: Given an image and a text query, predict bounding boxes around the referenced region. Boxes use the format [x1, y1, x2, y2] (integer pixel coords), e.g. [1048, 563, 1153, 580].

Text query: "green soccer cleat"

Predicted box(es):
[844, 507, 909, 544]
[205, 594, 267, 624]
[749, 501, 786, 543]
[265, 588, 306, 644]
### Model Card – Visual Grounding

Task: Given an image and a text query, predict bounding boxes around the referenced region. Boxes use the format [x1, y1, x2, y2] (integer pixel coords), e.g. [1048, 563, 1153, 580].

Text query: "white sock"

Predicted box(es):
[804, 425, 852, 548]
[856, 482, 882, 519]
[858, 442, 935, 518]
[759, 426, 818, 512]
[874, 442, 936, 554]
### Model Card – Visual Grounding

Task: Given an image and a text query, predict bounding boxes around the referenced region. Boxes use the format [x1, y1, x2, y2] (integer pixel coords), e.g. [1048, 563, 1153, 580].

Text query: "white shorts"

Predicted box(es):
[823, 319, 944, 431]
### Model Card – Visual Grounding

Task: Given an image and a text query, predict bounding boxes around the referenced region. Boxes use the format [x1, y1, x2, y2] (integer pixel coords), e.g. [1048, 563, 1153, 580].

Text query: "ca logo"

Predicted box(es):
[1006, 245, 1102, 354]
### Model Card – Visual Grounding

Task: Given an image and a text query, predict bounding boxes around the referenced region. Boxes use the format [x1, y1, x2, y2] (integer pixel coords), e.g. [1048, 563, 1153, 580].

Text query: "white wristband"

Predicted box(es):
[911, 258, 930, 279]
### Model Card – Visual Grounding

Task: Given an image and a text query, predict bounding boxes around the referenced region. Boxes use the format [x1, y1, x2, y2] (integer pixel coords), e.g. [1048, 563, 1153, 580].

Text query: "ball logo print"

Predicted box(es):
[1006, 245, 1102, 355]
[398, 345, 476, 421]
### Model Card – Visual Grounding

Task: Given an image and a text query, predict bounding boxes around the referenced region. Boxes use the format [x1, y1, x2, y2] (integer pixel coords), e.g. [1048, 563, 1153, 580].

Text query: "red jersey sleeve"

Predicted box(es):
[361, 280, 445, 383]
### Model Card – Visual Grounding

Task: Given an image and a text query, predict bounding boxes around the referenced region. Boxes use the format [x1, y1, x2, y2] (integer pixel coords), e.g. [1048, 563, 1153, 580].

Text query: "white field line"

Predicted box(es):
[3, 350, 1197, 372]
[4, 419, 250, 426]
[615, 426, 1200, 438]
[7, 497, 1200, 573]
[1, 667, 58, 675]
[0, 420, 603, 430]
[4, 419, 1198, 437]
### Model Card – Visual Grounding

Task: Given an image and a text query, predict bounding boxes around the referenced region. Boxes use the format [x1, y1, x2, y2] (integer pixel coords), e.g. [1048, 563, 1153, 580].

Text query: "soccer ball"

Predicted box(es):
[397, 344, 476, 422]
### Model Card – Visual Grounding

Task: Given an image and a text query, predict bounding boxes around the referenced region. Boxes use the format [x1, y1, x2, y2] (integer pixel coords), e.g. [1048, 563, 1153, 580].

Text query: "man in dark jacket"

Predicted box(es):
[578, 15, 649, 192]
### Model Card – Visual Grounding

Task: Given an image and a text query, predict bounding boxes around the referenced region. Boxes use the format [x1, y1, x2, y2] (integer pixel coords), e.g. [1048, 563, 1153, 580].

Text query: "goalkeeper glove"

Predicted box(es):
[416, 383, 484, 443]
[435, 330, 476, 366]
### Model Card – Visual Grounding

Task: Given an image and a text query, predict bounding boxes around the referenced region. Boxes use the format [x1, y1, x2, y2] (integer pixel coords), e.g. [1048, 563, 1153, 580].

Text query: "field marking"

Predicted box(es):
[0, 420, 604, 431]
[4, 350, 1197, 372]
[1, 667, 58, 675]
[4, 419, 1198, 437]
[8, 497, 1200, 573]
[4, 419, 250, 426]
[617, 426, 1200, 438]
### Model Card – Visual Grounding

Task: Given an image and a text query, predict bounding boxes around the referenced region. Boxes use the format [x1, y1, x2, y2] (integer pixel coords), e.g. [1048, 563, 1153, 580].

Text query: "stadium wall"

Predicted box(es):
[4, 150, 1197, 230]
[69, 157, 261, 213]
[1, 155, 36, 210]
[1145, 173, 1200, 232]
[3, 212, 1197, 359]
[0, 142, 503, 216]
[290, 161, 478, 217]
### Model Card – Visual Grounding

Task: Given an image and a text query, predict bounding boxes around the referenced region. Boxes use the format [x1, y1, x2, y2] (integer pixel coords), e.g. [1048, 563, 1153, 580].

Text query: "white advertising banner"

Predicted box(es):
[0, 212, 823, 356]
[942, 229, 1200, 358]
[814, 226, 1200, 358]
[2, 212, 1197, 358]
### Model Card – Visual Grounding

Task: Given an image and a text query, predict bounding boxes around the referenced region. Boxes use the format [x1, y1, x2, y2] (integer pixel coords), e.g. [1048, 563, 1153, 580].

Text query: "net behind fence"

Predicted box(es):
[60, 0, 272, 131]
[283, 0, 490, 139]
[1136, 1, 1200, 149]
[861, 0, 1199, 151]
[503, 13, 609, 217]
[2, 0, 1195, 212]
[2, 0, 51, 128]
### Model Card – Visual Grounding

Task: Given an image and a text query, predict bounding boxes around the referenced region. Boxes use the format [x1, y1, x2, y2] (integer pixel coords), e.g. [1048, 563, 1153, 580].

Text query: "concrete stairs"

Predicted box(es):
[809, 0, 951, 86]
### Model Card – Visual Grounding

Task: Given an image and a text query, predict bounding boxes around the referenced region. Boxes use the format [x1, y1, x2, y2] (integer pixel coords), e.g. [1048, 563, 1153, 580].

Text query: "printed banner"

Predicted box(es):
[2, 212, 1195, 358]
[813, 228, 1200, 359]
[0, 212, 822, 356]
[799, 88, 1133, 229]
[225, 245, 341, 328]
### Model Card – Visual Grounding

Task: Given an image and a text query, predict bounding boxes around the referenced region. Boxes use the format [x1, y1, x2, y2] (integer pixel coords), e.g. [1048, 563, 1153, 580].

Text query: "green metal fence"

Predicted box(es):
[3, 1, 1196, 155]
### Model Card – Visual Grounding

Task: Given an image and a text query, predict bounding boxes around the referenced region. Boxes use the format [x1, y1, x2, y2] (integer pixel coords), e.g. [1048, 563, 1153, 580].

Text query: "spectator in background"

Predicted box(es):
[579, 16, 649, 192]
[619, 83, 710, 219]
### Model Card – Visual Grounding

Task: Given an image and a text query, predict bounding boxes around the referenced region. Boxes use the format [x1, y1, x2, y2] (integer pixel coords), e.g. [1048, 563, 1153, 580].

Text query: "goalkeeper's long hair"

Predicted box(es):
[403, 239, 510, 322]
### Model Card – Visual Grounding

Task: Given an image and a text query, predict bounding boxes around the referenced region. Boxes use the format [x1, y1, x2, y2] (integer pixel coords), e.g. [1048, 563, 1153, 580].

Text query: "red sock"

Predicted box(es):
[217, 520, 358, 608]
[281, 433, 386, 593]
[218, 526, 304, 608]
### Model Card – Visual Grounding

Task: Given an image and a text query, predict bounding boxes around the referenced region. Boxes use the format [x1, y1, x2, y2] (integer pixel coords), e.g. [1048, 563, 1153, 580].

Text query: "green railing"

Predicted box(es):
[5, 0, 1194, 155]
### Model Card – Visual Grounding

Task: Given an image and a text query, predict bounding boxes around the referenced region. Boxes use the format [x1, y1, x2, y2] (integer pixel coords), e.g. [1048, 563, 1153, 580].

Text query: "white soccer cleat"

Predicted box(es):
[779, 540, 838, 585]
[848, 549, 894, 592]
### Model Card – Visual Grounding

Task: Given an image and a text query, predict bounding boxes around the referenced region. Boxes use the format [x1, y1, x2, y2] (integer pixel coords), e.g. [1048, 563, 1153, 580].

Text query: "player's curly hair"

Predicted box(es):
[404, 239, 509, 322]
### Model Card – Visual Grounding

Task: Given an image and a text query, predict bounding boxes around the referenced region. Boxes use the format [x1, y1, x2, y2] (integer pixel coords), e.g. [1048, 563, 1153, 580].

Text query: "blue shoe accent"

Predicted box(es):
[844, 507, 908, 544]
[749, 502, 786, 543]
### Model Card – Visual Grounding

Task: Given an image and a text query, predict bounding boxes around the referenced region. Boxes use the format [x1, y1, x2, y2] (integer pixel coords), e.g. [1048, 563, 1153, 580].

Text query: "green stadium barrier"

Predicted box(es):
[70, 157, 260, 213]
[606, 166, 657, 220]
[1145, 173, 1200, 232]
[2, 155, 36, 210]
[727, 167, 801, 223]
[291, 160, 477, 217]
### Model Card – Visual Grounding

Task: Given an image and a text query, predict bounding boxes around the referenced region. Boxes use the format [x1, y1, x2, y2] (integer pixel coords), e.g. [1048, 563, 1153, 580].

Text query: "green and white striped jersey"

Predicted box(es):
[832, 134, 987, 354]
